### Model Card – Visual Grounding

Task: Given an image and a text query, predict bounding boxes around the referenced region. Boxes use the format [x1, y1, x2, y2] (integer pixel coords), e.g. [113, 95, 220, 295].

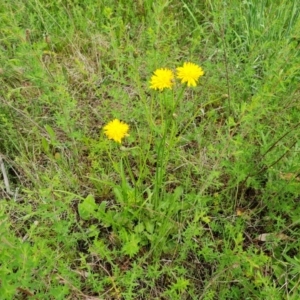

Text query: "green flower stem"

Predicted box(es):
[153, 111, 178, 210]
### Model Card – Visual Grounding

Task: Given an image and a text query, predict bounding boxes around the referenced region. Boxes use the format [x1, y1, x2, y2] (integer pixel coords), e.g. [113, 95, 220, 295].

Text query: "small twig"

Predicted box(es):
[0, 154, 13, 196]
[16, 287, 35, 297]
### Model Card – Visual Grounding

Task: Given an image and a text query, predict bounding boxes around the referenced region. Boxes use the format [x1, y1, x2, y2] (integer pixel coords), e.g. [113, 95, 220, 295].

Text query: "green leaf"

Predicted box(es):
[113, 186, 124, 204]
[134, 222, 144, 233]
[172, 278, 190, 291]
[44, 124, 57, 144]
[41, 137, 49, 153]
[78, 194, 97, 220]
[121, 233, 141, 258]
[145, 221, 154, 234]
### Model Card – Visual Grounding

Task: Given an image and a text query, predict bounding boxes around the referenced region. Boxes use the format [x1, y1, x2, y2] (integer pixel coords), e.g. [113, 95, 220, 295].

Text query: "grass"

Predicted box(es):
[0, 0, 300, 299]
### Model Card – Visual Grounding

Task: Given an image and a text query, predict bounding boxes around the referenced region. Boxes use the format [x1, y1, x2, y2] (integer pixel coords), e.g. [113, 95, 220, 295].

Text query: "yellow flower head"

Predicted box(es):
[103, 119, 129, 143]
[150, 68, 174, 91]
[176, 62, 204, 87]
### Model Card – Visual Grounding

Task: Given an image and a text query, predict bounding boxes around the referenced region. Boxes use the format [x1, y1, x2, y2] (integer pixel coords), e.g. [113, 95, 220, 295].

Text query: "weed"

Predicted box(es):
[1, 0, 300, 299]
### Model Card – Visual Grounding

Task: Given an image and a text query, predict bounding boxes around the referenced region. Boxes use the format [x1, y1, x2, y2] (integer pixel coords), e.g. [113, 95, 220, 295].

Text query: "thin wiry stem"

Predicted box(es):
[0, 154, 13, 196]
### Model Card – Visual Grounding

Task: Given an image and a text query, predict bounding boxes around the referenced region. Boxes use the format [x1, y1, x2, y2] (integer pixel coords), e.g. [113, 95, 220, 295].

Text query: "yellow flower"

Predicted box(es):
[150, 68, 174, 91]
[176, 62, 204, 87]
[103, 119, 129, 143]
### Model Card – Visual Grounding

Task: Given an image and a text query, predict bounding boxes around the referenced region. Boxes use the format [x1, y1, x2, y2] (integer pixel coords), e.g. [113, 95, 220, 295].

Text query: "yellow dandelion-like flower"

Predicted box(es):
[103, 119, 129, 143]
[150, 68, 174, 91]
[176, 62, 204, 87]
